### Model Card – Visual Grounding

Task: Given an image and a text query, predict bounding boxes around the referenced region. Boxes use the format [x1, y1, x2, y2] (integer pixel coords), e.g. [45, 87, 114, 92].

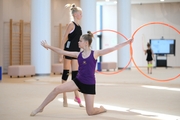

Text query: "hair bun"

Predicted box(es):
[87, 31, 93, 37]
[65, 3, 76, 8]
[71, 4, 76, 8]
[66, 3, 81, 16]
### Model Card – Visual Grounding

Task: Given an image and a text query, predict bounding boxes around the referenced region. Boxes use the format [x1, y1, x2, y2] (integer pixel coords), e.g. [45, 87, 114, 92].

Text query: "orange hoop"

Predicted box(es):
[132, 22, 180, 82]
[92, 29, 133, 75]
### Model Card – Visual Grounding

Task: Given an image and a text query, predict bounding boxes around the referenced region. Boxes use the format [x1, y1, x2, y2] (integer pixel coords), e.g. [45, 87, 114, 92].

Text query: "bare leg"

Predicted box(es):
[30, 80, 79, 116]
[149, 61, 152, 74]
[74, 91, 84, 107]
[62, 80, 68, 107]
[62, 59, 71, 107]
[147, 62, 150, 74]
[83, 94, 107, 116]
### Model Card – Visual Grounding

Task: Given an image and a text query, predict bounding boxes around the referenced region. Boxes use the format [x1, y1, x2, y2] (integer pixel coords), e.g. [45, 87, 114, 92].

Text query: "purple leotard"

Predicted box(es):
[76, 50, 97, 85]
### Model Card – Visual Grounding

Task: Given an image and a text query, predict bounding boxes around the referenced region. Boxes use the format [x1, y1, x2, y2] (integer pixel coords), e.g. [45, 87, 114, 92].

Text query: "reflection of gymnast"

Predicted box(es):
[60, 4, 83, 107]
[30, 31, 133, 116]
[145, 43, 154, 74]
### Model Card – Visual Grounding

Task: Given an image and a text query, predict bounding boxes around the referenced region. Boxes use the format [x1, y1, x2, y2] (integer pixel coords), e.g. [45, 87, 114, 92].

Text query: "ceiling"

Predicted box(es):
[97, 0, 180, 4]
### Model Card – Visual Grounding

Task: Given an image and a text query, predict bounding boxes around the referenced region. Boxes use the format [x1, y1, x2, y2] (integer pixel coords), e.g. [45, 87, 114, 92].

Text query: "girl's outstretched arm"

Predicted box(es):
[41, 40, 79, 58]
[94, 38, 133, 59]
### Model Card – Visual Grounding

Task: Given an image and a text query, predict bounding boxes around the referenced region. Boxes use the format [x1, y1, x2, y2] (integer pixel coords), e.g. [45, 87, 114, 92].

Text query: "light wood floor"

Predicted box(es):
[0, 68, 180, 120]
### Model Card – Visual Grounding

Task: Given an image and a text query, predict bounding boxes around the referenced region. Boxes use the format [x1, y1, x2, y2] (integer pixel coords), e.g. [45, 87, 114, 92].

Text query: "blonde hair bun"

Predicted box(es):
[87, 31, 93, 37]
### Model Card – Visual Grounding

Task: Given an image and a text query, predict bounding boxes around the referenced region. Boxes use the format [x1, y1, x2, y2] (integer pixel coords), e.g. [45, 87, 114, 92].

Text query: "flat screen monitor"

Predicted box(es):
[149, 39, 175, 55]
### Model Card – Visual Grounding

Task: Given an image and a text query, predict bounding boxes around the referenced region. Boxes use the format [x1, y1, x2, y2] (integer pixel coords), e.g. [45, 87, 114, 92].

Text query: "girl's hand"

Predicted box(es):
[41, 40, 49, 50]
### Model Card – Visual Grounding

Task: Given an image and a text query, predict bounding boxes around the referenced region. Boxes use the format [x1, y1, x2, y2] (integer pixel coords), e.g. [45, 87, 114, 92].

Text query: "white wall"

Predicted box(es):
[100, 2, 180, 67]
[132, 3, 180, 67]
[102, 5, 117, 63]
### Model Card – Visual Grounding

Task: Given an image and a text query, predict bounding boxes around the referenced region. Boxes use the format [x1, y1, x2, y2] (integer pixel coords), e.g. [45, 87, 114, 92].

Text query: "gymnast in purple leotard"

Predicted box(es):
[31, 31, 133, 116]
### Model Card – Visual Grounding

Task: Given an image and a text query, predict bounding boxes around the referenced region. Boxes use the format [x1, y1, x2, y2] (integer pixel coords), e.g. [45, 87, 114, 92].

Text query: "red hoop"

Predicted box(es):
[132, 22, 180, 82]
[92, 29, 133, 75]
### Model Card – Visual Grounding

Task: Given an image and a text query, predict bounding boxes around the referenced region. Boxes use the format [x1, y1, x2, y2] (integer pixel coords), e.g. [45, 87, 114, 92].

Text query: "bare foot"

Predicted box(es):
[74, 98, 84, 107]
[79, 103, 84, 107]
[100, 106, 107, 113]
[30, 109, 43, 116]
[63, 100, 68, 107]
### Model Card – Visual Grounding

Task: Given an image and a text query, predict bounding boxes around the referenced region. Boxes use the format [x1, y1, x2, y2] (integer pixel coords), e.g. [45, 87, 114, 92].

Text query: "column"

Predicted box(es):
[0, 0, 3, 75]
[80, 0, 97, 50]
[117, 0, 131, 69]
[31, 0, 51, 75]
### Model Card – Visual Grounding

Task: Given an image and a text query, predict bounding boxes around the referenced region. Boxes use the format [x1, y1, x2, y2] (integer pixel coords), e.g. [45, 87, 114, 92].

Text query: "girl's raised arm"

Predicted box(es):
[94, 38, 133, 59]
[41, 40, 79, 58]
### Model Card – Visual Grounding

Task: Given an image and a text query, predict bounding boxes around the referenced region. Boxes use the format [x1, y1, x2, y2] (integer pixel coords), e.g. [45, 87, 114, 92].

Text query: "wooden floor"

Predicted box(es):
[0, 68, 180, 120]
